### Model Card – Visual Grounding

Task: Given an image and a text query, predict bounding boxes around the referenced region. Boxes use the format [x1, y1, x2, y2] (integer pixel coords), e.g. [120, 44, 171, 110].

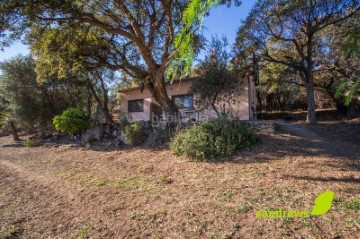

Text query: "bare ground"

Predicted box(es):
[0, 121, 359, 239]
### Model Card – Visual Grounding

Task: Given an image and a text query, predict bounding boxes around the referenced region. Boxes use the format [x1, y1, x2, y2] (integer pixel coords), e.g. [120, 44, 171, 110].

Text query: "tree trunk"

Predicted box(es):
[88, 85, 115, 126]
[9, 120, 19, 141]
[256, 90, 262, 119]
[305, 80, 317, 124]
[147, 72, 179, 121]
[304, 35, 317, 124]
[211, 103, 220, 118]
[86, 89, 92, 118]
[211, 93, 220, 118]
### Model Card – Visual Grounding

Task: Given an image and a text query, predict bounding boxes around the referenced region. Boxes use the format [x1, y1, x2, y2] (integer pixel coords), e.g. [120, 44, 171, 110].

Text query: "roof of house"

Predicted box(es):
[119, 78, 195, 93]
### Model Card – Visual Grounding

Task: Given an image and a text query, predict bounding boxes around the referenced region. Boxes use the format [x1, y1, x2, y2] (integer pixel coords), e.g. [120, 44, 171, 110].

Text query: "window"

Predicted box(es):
[172, 94, 193, 109]
[128, 99, 144, 112]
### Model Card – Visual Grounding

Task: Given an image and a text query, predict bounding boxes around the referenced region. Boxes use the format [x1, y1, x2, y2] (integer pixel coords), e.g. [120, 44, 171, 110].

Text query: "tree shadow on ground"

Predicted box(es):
[215, 132, 359, 171]
[1, 144, 24, 148]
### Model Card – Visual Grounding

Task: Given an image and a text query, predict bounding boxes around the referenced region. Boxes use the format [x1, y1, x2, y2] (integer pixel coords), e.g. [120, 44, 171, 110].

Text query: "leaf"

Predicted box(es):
[311, 191, 335, 216]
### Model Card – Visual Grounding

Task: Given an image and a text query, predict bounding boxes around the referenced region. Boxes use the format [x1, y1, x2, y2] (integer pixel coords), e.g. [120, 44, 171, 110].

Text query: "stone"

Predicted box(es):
[81, 126, 103, 146]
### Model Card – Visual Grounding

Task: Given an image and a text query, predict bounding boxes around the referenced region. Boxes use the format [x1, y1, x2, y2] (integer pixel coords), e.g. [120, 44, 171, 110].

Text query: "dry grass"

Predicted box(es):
[0, 122, 359, 239]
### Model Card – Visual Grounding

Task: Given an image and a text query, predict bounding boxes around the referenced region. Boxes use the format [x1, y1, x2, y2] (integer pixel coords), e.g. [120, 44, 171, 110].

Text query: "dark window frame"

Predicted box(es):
[172, 94, 194, 110]
[128, 99, 144, 113]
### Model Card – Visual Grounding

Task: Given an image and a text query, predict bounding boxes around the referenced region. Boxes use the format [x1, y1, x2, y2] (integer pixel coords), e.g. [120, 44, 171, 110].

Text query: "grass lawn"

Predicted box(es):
[0, 122, 359, 239]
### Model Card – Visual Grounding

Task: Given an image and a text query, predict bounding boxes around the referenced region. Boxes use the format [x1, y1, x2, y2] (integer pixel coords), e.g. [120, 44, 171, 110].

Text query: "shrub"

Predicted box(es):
[24, 139, 40, 147]
[124, 122, 147, 146]
[170, 119, 259, 160]
[53, 107, 90, 135]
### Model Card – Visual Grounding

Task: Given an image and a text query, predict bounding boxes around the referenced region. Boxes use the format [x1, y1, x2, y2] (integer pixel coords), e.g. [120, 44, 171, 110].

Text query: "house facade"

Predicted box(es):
[119, 75, 257, 122]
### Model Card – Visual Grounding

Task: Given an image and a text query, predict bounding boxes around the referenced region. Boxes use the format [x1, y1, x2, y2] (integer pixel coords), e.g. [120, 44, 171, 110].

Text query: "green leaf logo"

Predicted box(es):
[311, 191, 335, 216]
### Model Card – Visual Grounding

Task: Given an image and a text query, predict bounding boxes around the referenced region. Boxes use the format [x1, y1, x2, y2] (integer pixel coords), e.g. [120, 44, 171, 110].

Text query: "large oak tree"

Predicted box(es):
[28, 25, 120, 125]
[1, 0, 240, 118]
[1, 0, 199, 116]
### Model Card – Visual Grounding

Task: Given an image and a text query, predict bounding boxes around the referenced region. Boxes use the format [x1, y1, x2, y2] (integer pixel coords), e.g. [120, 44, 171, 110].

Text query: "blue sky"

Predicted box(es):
[202, 1, 255, 45]
[0, 1, 256, 62]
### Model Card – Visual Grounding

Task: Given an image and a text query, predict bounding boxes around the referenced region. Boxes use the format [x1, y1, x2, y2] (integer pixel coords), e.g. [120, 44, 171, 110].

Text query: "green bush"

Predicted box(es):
[170, 119, 259, 160]
[124, 122, 146, 146]
[53, 107, 90, 135]
[24, 139, 40, 147]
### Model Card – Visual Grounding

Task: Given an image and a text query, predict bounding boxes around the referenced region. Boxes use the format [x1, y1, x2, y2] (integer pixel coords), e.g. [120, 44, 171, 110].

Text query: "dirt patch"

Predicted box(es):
[0, 122, 359, 238]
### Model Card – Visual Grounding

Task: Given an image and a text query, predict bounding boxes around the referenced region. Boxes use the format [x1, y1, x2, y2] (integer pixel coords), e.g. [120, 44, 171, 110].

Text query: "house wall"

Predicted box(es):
[120, 77, 253, 122]
[119, 89, 152, 122]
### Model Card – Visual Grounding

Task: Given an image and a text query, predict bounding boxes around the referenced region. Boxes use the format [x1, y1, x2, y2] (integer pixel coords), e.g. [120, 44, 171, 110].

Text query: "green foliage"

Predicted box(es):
[335, 78, 360, 106]
[170, 119, 259, 160]
[53, 107, 90, 135]
[335, 23, 360, 106]
[28, 26, 117, 125]
[158, 127, 172, 143]
[344, 24, 360, 56]
[1, 0, 205, 114]
[0, 55, 89, 132]
[120, 115, 130, 128]
[168, 0, 240, 80]
[0, 56, 39, 129]
[1, 0, 242, 115]
[236, 205, 251, 213]
[258, 59, 306, 111]
[191, 36, 242, 117]
[28, 25, 110, 83]
[0, 96, 10, 129]
[0, 109, 9, 129]
[76, 225, 90, 239]
[345, 200, 360, 211]
[167, 0, 219, 80]
[235, 0, 360, 121]
[124, 122, 147, 146]
[24, 139, 40, 147]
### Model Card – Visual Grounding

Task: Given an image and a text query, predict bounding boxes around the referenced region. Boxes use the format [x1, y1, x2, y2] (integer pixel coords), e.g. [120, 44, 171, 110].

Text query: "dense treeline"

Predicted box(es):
[0, 0, 359, 140]
[234, 0, 360, 122]
[0, 55, 118, 139]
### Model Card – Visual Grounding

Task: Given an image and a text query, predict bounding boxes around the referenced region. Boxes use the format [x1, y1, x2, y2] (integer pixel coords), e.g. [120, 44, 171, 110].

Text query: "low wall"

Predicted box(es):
[260, 109, 346, 121]
[243, 120, 275, 134]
